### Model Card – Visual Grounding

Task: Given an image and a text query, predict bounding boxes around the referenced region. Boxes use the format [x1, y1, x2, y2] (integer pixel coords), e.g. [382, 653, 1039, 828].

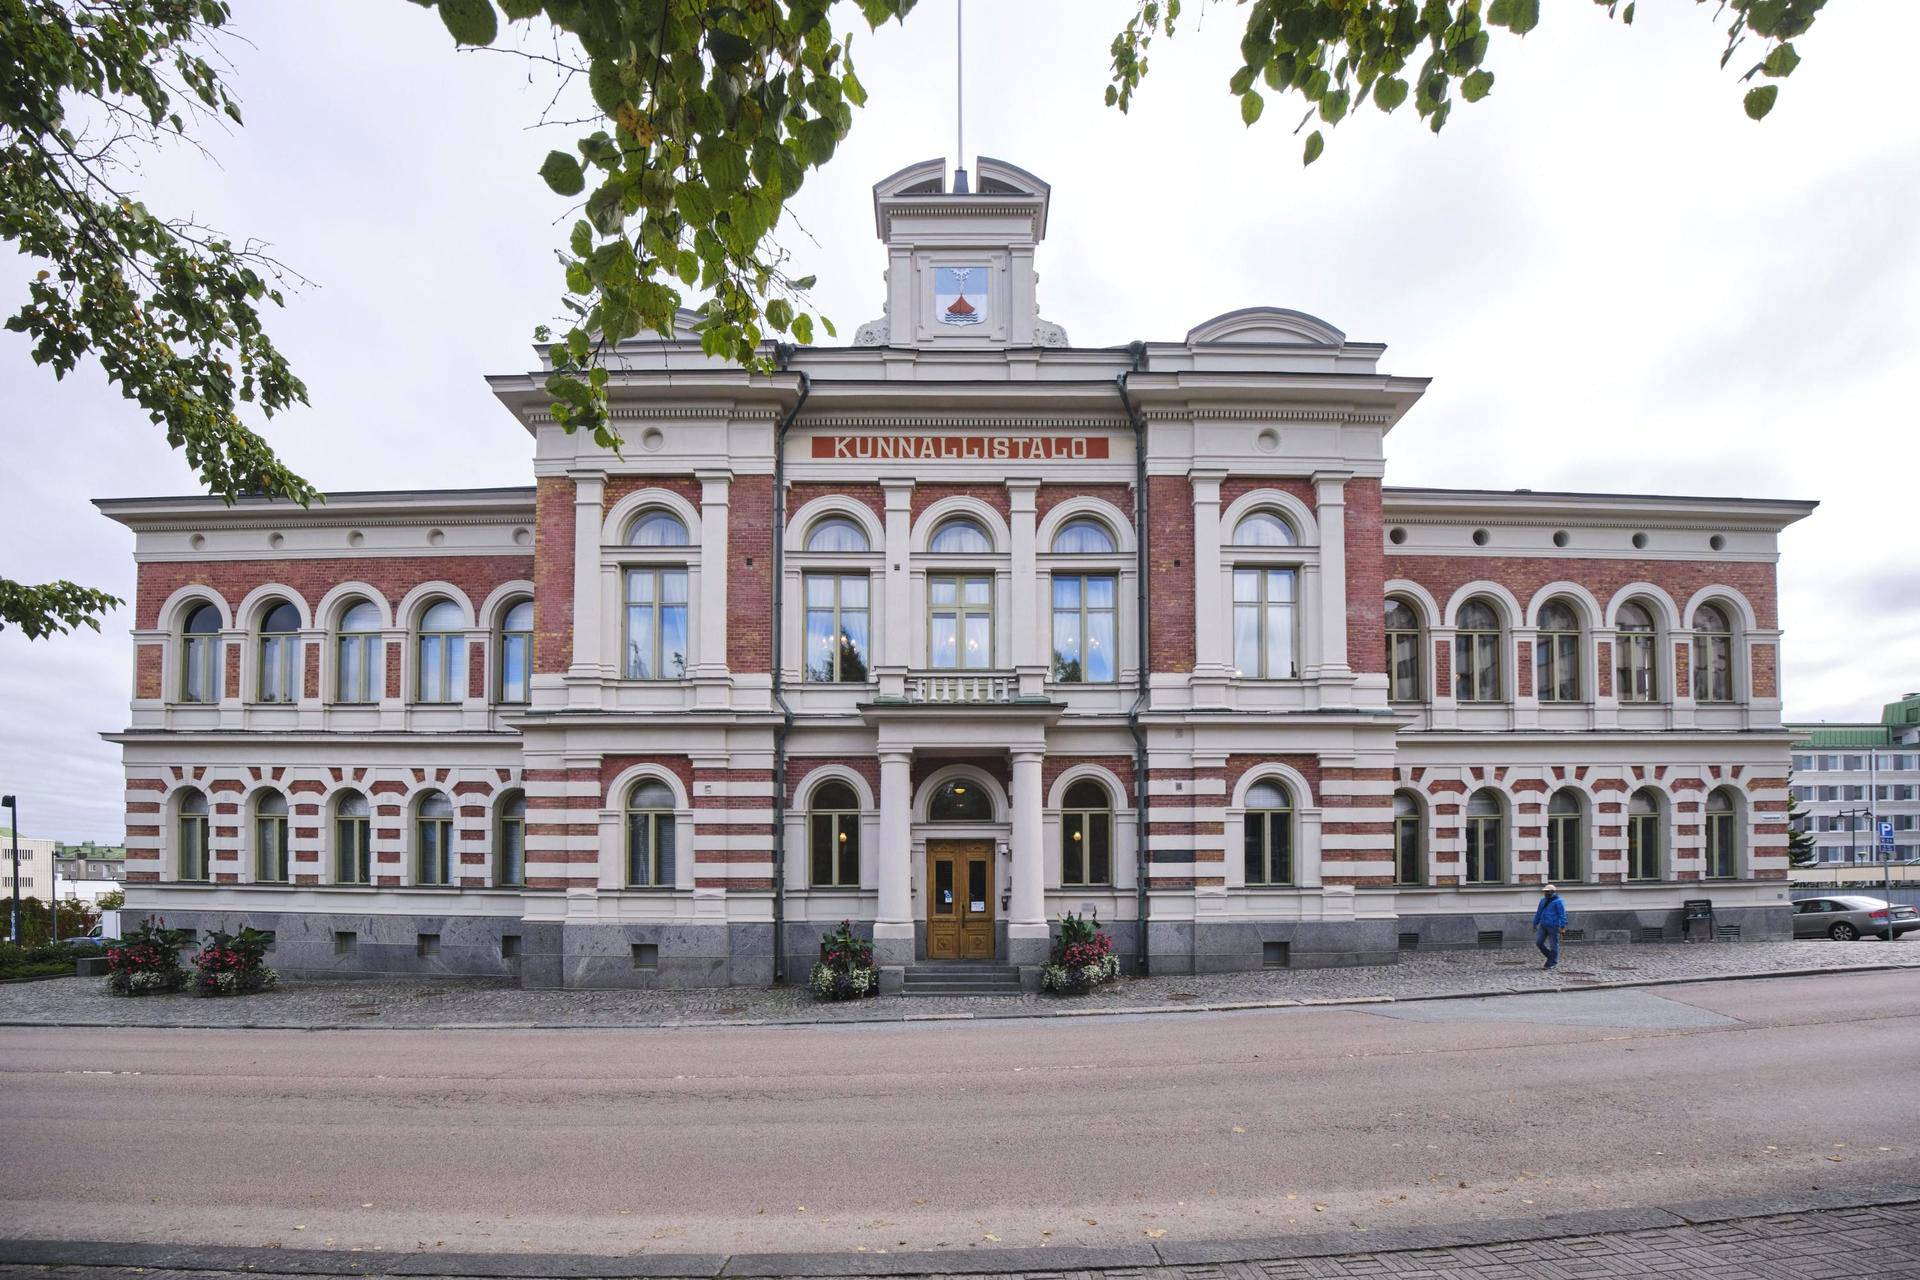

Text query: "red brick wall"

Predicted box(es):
[1752, 642, 1778, 698]
[139, 555, 534, 632]
[788, 756, 882, 806]
[1042, 754, 1137, 803]
[1344, 478, 1386, 672]
[1036, 483, 1136, 528]
[1220, 476, 1317, 516]
[533, 477, 574, 675]
[788, 482, 884, 525]
[1147, 475, 1195, 673]
[601, 475, 704, 515]
[134, 643, 163, 699]
[1382, 555, 1778, 629]
[597, 754, 695, 806]
[910, 483, 1012, 524]
[729, 474, 774, 672]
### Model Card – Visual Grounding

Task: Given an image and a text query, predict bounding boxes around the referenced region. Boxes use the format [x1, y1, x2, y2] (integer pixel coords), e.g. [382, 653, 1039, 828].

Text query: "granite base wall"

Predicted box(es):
[126, 908, 554, 983]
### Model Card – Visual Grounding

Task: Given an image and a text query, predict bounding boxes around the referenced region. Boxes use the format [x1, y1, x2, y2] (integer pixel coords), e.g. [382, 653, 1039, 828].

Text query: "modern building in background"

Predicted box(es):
[1789, 692, 1920, 863]
[52, 842, 127, 905]
[98, 159, 1815, 989]
[0, 830, 57, 903]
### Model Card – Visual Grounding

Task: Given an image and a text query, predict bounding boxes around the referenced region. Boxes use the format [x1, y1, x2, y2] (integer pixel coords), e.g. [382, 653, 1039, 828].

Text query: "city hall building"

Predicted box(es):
[100, 159, 1815, 989]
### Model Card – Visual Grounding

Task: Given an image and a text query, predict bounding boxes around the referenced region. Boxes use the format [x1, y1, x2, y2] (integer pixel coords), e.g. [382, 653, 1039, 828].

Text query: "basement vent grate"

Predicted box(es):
[1262, 941, 1290, 969]
[632, 942, 659, 970]
[333, 931, 356, 956]
[1635, 926, 1665, 944]
[1560, 928, 1585, 941]
[500, 934, 521, 959]
[1398, 932, 1420, 952]
[1715, 924, 1742, 940]
[416, 933, 440, 958]
[1477, 930, 1504, 949]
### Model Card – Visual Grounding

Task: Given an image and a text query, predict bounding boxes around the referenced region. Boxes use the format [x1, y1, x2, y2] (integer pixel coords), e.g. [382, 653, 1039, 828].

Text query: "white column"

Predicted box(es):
[874, 750, 914, 969]
[1007, 479, 1042, 696]
[568, 473, 605, 685]
[1191, 470, 1230, 703]
[1313, 471, 1352, 680]
[878, 479, 913, 698]
[696, 472, 731, 675]
[1010, 750, 1047, 952]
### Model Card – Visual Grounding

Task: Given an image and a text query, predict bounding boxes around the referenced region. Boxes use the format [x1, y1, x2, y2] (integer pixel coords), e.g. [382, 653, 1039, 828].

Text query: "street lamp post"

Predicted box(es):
[3, 795, 18, 945]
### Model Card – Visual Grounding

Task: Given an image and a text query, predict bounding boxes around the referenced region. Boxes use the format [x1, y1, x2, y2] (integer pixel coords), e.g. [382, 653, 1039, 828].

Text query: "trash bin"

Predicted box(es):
[1682, 898, 1714, 942]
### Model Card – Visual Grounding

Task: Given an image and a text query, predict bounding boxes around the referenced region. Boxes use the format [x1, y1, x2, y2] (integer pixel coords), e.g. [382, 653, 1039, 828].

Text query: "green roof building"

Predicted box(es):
[1787, 693, 1920, 863]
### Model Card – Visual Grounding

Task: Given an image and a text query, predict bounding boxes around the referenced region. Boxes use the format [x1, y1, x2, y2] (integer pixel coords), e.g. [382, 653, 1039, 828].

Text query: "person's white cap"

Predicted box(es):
[1543, 884, 1558, 893]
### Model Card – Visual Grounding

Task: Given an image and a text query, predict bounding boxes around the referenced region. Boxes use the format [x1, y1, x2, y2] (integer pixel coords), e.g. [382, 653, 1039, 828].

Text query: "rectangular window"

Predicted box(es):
[1546, 814, 1580, 882]
[624, 568, 689, 680]
[1694, 635, 1733, 703]
[1232, 568, 1297, 679]
[337, 634, 380, 703]
[1051, 573, 1117, 683]
[256, 816, 288, 883]
[626, 811, 675, 887]
[1387, 629, 1421, 701]
[1464, 818, 1502, 884]
[1626, 814, 1660, 881]
[1844, 786, 1864, 802]
[258, 634, 298, 703]
[929, 574, 992, 669]
[1243, 809, 1292, 885]
[809, 811, 860, 887]
[1616, 635, 1658, 703]
[1062, 809, 1112, 886]
[416, 633, 464, 703]
[1705, 813, 1736, 879]
[1845, 755, 1865, 770]
[1819, 755, 1837, 771]
[1394, 815, 1423, 885]
[1455, 633, 1503, 702]
[1818, 786, 1838, 802]
[336, 817, 371, 885]
[497, 813, 525, 887]
[183, 635, 219, 704]
[498, 630, 531, 704]
[1536, 634, 1581, 702]
[417, 816, 453, 886]
[803, 573, 870, 683]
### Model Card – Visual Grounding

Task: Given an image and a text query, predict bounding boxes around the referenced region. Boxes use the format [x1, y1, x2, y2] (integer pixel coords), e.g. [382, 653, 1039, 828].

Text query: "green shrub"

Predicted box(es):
[105, 918, 191, 996]
[191, 926, 278, 997]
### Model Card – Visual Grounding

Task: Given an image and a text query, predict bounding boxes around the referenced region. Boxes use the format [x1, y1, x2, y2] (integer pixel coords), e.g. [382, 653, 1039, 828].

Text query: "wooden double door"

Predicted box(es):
[926, 840, 995, 960]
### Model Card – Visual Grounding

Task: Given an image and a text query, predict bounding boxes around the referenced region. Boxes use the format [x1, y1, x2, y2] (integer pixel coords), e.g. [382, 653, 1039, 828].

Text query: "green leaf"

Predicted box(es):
[1744, 84, 1779, 120]
[1240, 88, 1264, 126]
[1303, 129, 1324, 165]
[1763, 42, 1801, 78]
[1373, 76, 1409, 111]
[1462, 70, 1494, 102]
[792, 313, 814, 345]
[569, 220, 593, 257]
[436, 0, 498, 47]
[540, 151, 586, 197]
[765, 298, 794, 332]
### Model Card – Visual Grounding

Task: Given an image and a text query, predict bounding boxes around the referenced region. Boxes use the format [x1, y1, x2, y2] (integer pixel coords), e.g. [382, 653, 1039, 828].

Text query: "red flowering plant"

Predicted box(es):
[191, 926, 279, 997]
[1042, 911, 1120, 995]
[809, 919, 876, 1001]
[104, 918, 191, 996]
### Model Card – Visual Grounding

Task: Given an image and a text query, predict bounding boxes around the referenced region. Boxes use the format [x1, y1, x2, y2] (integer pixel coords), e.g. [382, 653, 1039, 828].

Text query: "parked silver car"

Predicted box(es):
[1791, 895, 1920, 942]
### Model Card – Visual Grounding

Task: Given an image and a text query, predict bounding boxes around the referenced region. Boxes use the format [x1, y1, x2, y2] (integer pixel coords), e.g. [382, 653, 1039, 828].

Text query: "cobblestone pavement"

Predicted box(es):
[2, 1202, 1917, 1278]
[2, 939, 1915, 1028]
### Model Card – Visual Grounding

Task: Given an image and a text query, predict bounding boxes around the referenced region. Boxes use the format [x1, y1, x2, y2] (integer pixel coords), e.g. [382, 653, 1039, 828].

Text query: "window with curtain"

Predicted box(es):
[1232, 568, 1297, 678]
[805, 516, 869, 552]
[626, 779, 676, 887]
[1627, 788, 1662, 881]
[257, 600, 300, 703]
[1052, 518, 1115, 554]
[334, 791, 371, 884]
[1464, 789, 1503, 884]
[804, 573, 870, 682]
[254, 789, 289, 882]
[177, 788, 209, 881]
[415, 600, 466, 703]
[1061, 779, 1112, 886]
[929, 574, 992, 668]
[1393, 790, 1423, 885]
[1232, 511, 1297, 546]
[1694, 603, 1735, 703]
[1243, 780, 1293, 886]
[1705, 789, 1738, 879]
[1385, 598, 1422, 701]
[1052, 573, 1116, 683]
[497, 599, 533, 703]
[496, 791, 526, 886]
[335, 599, 382, 704]
[1535, 599, 1583, 703]
[1455, 600, 1504, 702]
[809, 780, 861, 888]
[1546, 789, 1582, 882]
[623, 568, 689, 679]
[928, 780, 991, 822]
[929, 517, 991, 553]
[626, 509, 690, 547]
[181, 603, 221, 704]
[416, 791, 455, 886]
[1616, 601, 1659, 703]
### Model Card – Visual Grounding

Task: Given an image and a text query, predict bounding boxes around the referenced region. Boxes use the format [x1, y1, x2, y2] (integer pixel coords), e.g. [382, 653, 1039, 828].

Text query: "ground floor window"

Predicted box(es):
[1627, 789, 1662, 881]
[626, 779, 676, 888]
[1393, 791, 1423, 885]
[1464, 789, 1503, 884]
[1546, 789, 1582, 882]
[1243, 780, 1293, 886]
[417, 792, 455, 886]
[1061, 779, 1112, 886]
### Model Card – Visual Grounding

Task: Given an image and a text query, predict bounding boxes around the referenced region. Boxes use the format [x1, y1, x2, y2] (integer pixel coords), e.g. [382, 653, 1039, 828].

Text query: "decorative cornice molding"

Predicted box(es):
[1143, 408, 1393, 424]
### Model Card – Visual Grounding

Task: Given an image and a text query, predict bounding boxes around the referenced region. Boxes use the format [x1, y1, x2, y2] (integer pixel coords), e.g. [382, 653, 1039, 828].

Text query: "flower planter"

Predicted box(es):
[809, 920, 878, 1001]
[1042, 911, 1121, 996]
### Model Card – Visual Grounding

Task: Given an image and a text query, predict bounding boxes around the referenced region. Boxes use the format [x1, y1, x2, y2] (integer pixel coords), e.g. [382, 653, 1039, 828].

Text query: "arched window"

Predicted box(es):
[336, 599, 382, 704]
[1616, 601, 1659, 703]
[416, 791, 455, 886]
[624, 568, 689, 680]
[176, 788, 209, 881]
[805, 516, 869, 553]
[1705, 788, 1738, 879]
[1536, 599, 1583, 703]
[804, 572, 870, 683]
[1232, 511, 1297, 547]
[1455, 599, 1504, 702]
[1052, 571, 1116, 683]
[254, 789, 289, 883]
[334, 791, 371, 885]
[1243, 780, 1293, 886]
[181, 603, 222, 704]
[1052, 518, 1115, 554]
[1392, 790, 1423, 886]
[928, 779, 991, 822]
[929, 517, 991, 554]
[1061, 779, 1112, 886]
[497, 599, 533, 704]
[626, 509, 690, 547]
[257, 600, 301, 703]
[1385, 598, 1423, 702]
[1627, 788, 1662, 881]
[809, 780, 861, 888]
[415, 600, 465, 704]
[496, 791, 526, 887]
[1694, 603, 1735, 704]
[625, 779, 676, 888]
[1546, 789, 1582, 882]
[1464, 789, 1504, 884]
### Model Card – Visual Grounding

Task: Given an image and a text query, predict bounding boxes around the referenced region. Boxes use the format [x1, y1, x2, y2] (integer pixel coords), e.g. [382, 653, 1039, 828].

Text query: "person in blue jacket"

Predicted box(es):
[1533, 884, 1568, 970]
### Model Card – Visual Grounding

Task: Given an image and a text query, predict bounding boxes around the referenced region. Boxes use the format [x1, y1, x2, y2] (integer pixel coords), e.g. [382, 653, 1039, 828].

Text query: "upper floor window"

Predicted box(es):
[1693, 603, 1734, 703]
[181, 603, 221, 704]
[1616, 601, 1659, 703]
[1052, 573, 1116, 683]
[805, 517, 869, 553]
[496, 790, 526, 887]
[416, 791, 455, 886]
[335, 791, 371, 885]
[1233, 568, 1297, 679]
[1061, 779, 1112, 886]
[254, 789, 289, 883]
[1705, 788, 1738, 879]
[1393, 790, 1423, 885]
[1385, 598, 1422, 702]
[625, 779, 676, 888]
[1464, 789, 1504, 884]
[497, 599, 533, 704]
[1536, 599, 1582, 703]
[804, 573, 870, 682]
[177, 788, 209, 881]
[623, 568, 689, 680]
[929, 574, 992, 669]
[1232, 511, 1297, 547]
[929, 517, 992, 554]
[627, 509, 690, 547]
[1243, 780, 1293, 886]
[1546, 788, 1582, 882]
[336, 599, 382, 704]
[1052, 518, 1116, 554]
[928, 779, 991, 822]
[808, 780, 861, 888]
[1455, 599, 1504, 702]
[257, 601, 300, 703]
[415, 600, 466, 704]
[1627, 788, 1662, 881]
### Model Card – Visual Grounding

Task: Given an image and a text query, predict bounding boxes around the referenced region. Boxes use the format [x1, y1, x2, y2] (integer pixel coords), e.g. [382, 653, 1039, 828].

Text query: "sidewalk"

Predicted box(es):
[1, 939, 1913, 1030]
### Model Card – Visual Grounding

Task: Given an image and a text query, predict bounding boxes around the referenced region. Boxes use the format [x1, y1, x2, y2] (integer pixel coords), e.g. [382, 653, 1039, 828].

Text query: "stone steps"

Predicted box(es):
[902, 963, 1024, 997]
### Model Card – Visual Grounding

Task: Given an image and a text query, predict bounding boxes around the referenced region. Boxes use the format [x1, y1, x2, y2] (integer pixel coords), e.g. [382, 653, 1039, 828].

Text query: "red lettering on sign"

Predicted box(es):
[810, 435, 1111, 460]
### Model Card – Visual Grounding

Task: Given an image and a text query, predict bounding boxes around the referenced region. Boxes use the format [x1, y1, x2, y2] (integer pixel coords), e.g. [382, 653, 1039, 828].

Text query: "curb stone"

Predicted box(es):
[2, 1183, 1915, 1278]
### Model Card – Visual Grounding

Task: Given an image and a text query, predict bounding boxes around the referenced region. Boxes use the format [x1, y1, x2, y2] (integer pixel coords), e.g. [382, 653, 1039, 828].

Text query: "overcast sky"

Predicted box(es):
[4, 2, 1917, 841]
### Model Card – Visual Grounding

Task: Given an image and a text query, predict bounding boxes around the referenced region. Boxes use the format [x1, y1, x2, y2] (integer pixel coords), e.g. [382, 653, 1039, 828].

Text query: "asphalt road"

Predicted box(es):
[2, 972, 1916, 1257]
